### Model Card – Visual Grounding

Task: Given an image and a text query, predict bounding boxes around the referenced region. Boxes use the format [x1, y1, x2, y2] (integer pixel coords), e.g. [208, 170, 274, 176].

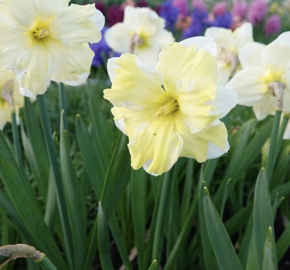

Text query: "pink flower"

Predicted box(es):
[232, 1, 248, 20]
[192, 0, 207, 11]
[248, 0, 268, 25]
[213, 1, 227, 16]
[172, 0, 189, 15]
[265, 14, 281, 35]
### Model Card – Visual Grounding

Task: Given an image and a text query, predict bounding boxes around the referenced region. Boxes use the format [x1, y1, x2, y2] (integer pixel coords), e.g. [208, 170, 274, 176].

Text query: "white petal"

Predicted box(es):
[180, 37, 217, 58]
[134, 45, 160, 67]
[16, 44, 55, 96]
[114, 117, 126, 134]
[233, 22, 254, 51]
[217, 61, 231, 86]
[269, 31, 290, 47]
[105, 23, 132, 53]
[283, 89, 290, 114]
[253, 93, 276, 121]
[207, 141, 230, 159]
[143, 159, 159, 176]
[0, 105, 10, 130]
[283, 121, 290, 140]
[239, 42, 265, 69]
[107, 57, 121, 82]
[37, 0, 70, 18]
[50, 4, 104, 48]
[206, 86, 239, 118]
[226, 68, 266, 106]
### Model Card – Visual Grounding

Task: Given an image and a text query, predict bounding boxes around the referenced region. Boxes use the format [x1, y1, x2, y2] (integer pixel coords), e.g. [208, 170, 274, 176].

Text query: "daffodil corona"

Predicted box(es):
[105, 6, 174, 67]
[227, 32, 290, 139]
[0, 71, 24, 129]
[104, 37, 238, 175]
[205, 23, 254, 86]
[0, 0, 105, 97]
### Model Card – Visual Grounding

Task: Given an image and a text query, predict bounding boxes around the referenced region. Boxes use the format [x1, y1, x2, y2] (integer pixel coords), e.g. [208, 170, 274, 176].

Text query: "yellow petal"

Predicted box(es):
[104, 54, 169, 111]
[45, 38, 93, 86]
[0, 103, 10, 130]
[253, 93, 276, 121]
[128, 114, 183, 175]
[50, 4, 104, 48]
[16, 43, 55, 97]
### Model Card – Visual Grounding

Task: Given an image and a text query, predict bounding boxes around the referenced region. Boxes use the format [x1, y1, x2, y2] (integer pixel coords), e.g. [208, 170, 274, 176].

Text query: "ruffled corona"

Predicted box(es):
[104, 37, 238, 175]
[0, 0, 105, 97]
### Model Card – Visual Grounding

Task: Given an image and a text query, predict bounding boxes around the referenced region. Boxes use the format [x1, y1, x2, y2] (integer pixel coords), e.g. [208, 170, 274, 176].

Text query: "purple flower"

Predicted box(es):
[90, 27, 119, 68]
[248, 0, 268, 25]
[213, 1, 227, 16]
[182, 8, 208, 39]
[232, 1, 248, 20]
[94, 1, 106, 16]
[159, 0, 180, 30]
[265, 14, 281, 36]
[108, 4, 124, 27]
[192, 0, 207, 11]
[211, 12, 233, 28]
[172, 0, 189, 16]
[137, 0, 148, 7]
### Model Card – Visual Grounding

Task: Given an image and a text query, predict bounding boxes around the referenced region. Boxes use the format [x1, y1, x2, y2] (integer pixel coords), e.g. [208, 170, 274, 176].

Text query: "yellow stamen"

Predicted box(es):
[154, 99, 179, 119]
[33, 28, 50, 39]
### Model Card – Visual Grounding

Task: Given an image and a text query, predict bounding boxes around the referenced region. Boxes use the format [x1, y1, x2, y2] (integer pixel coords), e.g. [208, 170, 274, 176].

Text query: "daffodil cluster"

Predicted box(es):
[0, 0, 105, 97]
[104, 37, 238, 175]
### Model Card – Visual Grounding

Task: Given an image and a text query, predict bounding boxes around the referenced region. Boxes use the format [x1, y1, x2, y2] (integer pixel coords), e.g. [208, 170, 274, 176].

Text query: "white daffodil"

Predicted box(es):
[205, 22, 254, 86]
[0, 70, 24, 129]
[227, 32, 290, 139]
[104, 37, 238, 176]
[105, 6, 175, 67]
[0, 0, 105, 97]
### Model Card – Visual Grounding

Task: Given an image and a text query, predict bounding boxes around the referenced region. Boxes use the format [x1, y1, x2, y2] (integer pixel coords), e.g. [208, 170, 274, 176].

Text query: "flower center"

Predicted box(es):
[33, 27, 50, 40]
[154, 99, 179, 119]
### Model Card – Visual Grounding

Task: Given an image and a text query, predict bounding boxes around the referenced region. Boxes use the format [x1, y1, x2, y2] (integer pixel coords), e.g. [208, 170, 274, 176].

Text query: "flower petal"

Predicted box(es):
[0, 104, 10, 130]
[37, 0, 70, 18]
[16, 44, 55, 97]
[134, 45, 160, 67]
[0, 23, 32, 71]
[207, 141, 230, 159]
[128, 114, 183, 175]
[283, 121, 290, 140]
[226, 68, 267, 106]
[283, 89, 290, 114]
[253, 93, 276, 121]
[233, 22, 253, 51]
[45, 38, 93, 86]
[180, 36, 217, 58]
[50, 4, 105, 48]
[239, 42, 265, 69]
[217, 61, 231, 86]
[107, 57, 120, 82]
[206, 86, 238, 118]
[104, 54, 168, 111]
[105, 23, 132, 53]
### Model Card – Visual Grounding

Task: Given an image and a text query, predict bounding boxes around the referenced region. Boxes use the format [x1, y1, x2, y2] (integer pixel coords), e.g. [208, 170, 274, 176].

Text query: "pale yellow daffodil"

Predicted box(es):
[205, 22, 254, 86]
[0, 0, 105, 97]
[227, 32, 290, 139]
[0, 70, 24, 129]
[104, 37, 238, 175]
[105, 6, 174, 67]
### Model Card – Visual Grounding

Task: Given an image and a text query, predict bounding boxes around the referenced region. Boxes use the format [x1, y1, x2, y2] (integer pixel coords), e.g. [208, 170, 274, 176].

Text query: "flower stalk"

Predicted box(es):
[59, 83, 68, 130]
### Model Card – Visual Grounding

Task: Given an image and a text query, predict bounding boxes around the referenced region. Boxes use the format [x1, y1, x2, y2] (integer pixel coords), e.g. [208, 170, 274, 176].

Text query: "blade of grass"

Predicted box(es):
[263, 227, 277, 270]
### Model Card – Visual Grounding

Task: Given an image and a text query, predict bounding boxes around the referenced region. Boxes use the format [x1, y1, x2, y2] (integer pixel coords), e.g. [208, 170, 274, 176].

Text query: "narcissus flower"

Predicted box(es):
[0, 0, 105, 97]
[104, 37, 238, 175]
[227, 32, 290, 138]
[105, 6, 174, 67]
[205, 22, 253, 86]
[0, 71, 24, 129]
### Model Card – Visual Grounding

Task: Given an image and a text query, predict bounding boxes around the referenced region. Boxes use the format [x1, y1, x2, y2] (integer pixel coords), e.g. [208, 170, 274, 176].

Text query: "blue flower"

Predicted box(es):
[211, 12, 232, 29]
[159, 0, 179, 31]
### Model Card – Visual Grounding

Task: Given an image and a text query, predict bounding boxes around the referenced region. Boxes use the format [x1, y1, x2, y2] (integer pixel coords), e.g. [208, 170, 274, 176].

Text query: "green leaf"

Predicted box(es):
[220, 179, 231, 219]
[253, 169, 277, 270]
[100, 133, 130, 221]
[60, 112, 86, 270]
[131, 168, 146, 269]
[0, 130, 67, 270]
[277, 222, 290, 261]
[148, 260, 157, 270]
[203, 187, 243, 270]
[263, 227, 277, 270]
[98, 202, 114, 270]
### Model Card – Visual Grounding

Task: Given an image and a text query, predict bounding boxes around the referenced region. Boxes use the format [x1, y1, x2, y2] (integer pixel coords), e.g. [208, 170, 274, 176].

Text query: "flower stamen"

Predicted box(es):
[33, 28, 50, 39]
[154, 99, 179, 119]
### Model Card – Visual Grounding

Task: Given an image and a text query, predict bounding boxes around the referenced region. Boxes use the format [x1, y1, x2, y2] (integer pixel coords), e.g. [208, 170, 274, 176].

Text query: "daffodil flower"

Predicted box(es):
[205, 22, 254, 86]
[104, 37, 238, 175]
[0, 0, 105, 97]
[0, 70, 24, 129]
[227, 32, 290, 139]
[105, 6, 174, 67]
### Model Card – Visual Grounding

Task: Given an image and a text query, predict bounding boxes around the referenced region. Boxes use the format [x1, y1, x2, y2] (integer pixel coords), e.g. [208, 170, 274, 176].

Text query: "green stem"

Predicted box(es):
[37, 95, 74, 270]
[152, 169, 174, 267]
[266, 110, 282, 182]
[11, 112, 24, 173]
[38, 256, 57, 270]
[59, 83, 68, 130]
